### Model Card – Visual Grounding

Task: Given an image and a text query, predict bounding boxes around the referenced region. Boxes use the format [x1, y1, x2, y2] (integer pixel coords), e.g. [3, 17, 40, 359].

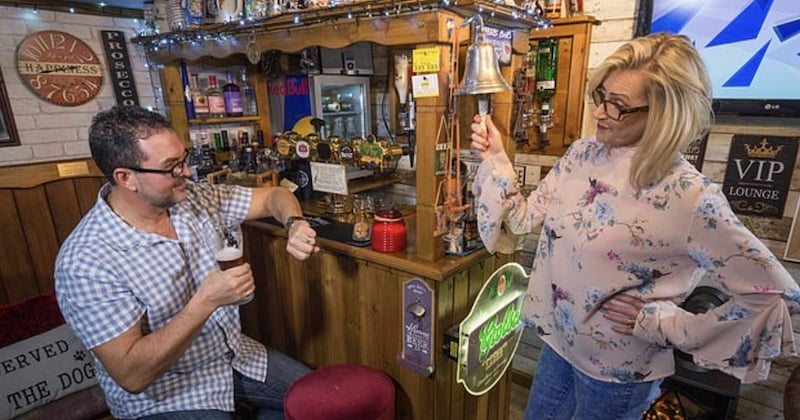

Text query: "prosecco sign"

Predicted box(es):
[723, 135, 798, 218]
[455, 263, 528, 396]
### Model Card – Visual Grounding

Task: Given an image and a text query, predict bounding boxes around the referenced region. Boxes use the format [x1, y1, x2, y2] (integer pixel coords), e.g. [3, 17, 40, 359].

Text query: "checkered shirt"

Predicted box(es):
[55, 181, 267, 418]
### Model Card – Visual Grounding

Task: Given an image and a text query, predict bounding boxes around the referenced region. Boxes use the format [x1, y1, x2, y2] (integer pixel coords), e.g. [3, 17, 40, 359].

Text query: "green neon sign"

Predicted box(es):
[479, 303, 522, 361]
[456, 263, 529, 396]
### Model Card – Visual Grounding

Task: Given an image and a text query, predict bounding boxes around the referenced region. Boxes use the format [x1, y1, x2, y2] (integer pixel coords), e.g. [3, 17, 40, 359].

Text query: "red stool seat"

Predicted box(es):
[284, 363, 395, 420]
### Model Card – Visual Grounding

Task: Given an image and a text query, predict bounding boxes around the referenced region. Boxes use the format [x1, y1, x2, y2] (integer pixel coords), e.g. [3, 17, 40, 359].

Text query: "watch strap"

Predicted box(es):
[284, 215, 305, 231]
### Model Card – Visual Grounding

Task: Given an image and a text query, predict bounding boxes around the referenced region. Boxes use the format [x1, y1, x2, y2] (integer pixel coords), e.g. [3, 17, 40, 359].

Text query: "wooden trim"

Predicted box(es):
[0, 158, 104, 189]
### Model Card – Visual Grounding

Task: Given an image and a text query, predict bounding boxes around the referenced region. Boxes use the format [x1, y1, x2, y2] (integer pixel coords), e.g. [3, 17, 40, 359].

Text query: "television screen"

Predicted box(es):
[646, 0, 800, 117]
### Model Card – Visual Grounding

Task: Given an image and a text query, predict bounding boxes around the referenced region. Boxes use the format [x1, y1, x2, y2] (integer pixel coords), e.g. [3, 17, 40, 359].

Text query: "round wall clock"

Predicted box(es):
[16, 30, 104, 107]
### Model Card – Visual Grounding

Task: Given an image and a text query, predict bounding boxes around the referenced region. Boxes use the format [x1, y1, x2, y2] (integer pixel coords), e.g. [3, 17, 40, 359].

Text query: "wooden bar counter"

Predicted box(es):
[241, 215, 515, 420]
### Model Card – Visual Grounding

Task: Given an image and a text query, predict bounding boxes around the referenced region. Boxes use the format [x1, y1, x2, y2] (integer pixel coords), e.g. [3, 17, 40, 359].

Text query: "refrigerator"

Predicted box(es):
[309, 75, 371, 139]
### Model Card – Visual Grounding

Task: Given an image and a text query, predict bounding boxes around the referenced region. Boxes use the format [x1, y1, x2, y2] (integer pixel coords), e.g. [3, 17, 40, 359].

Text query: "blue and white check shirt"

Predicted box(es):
[55, 181, 267, 418]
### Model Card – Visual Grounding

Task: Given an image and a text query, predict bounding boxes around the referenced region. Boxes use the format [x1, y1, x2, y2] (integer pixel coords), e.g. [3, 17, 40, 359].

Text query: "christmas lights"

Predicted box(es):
[131, 0, 549, 55]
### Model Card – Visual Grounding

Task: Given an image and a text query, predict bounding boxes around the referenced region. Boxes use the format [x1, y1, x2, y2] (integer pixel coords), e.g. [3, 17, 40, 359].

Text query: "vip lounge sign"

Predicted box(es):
[723, 135, 798, 218]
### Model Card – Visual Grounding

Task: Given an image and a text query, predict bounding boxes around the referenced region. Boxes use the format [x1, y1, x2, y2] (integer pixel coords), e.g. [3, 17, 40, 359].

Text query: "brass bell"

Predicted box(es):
[454, 15, 510, 96]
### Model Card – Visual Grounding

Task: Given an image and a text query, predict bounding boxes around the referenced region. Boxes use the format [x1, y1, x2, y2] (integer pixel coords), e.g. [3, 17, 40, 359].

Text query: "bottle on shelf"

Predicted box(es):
[535, 38, 559, 148]
[187, 132, 202, 182]
[190, 73, 209, 119]
[220, 129, 230, 151]
[535, 38, 558, 105]
[228, 132, 240, 172]
[198, 129, 215, 179]
[213, 132, 222, 152]
[206, 75, 227, 119]
[223, 70, 244, 117]
[239, 70, 258, 117]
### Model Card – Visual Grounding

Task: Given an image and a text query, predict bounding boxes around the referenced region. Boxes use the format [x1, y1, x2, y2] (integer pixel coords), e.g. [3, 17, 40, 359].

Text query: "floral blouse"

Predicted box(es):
[472, 136, 800, 384]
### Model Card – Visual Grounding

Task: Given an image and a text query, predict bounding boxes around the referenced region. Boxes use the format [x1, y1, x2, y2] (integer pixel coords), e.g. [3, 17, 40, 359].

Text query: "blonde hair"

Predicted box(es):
[587, 33, 713, 189]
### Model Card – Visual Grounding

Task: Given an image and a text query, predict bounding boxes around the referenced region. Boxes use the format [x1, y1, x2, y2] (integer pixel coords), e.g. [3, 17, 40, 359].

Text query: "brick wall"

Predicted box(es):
[0, 5, 160, 166]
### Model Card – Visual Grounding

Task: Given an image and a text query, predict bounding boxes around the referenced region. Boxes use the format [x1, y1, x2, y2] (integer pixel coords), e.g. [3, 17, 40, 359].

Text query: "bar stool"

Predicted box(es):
[284, 363, 395, 420]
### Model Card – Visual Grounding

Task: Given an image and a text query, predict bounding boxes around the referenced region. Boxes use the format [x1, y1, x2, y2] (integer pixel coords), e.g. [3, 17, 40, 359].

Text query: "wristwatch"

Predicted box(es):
[284, 215, 306, 231]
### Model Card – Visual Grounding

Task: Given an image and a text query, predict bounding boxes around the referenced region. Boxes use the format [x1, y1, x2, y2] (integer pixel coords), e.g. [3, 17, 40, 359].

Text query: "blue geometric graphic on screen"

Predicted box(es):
[707, 0, 773, 47]
[650, 3, 702, 34]
[773, 18, 800, 42]
[724, 41, 770, 87]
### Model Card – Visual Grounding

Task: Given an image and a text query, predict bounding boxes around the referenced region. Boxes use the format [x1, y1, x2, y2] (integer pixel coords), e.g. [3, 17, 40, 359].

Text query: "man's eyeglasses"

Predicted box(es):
[123, 151, 189, 178]
[591, 87, 649, 121]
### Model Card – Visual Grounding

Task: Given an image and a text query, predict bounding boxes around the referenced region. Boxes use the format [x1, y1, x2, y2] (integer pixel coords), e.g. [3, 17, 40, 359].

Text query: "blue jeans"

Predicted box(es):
[138, 349, 311, 420]
[524, 345, 663, 420]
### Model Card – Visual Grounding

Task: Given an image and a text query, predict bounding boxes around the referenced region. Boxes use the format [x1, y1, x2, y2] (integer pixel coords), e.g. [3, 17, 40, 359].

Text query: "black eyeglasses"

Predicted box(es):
[123, 151, 189, 178]
[591, 87, 649, 121]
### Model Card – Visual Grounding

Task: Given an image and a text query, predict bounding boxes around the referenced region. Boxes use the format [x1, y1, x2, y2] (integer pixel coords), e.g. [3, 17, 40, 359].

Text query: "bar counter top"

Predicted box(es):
[245, 213, 494, 282]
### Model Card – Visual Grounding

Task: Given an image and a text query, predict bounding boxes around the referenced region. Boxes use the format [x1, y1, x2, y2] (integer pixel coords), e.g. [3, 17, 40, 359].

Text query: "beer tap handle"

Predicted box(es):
[311, 118, 326, 138]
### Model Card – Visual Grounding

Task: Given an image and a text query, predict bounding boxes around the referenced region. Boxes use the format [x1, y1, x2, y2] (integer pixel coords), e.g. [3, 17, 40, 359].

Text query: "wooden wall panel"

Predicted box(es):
[14, 187, 60, 295]
[46, 180, 83, 244]
[0, 159, 104, 306]
[75, 177, 104, 214]
[0, 190, 37, 303]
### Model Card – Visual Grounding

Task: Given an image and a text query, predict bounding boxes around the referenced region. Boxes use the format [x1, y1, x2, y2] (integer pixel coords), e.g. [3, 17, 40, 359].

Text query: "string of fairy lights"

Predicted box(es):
[132, 0, 550, 55]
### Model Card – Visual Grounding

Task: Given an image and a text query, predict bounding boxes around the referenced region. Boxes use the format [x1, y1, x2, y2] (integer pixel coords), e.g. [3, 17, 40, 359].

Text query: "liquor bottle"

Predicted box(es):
[220, 129, 230, 151]
[198, 129, 215, 179]
[213, 132, 223, 152]
[223, 71, 244, 117]
[535, 39, 558, 105]
[256, 130, 265, 147]
[187, 132, 202, 182]
[239, 70, 258, 116]
[535, 39, 558, 148]
[206, 75, 227, 119]
[228, 133, 240, 172]
[190, 74, 209, 118]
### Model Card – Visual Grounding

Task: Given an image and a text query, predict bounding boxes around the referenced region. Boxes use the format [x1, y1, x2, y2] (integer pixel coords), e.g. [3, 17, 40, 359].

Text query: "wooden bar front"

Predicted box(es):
[242, 219, 515, 419]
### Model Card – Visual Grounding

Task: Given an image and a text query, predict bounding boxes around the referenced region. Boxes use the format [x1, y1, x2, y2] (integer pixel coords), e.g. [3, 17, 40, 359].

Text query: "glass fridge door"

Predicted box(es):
[310, 75, 371, 139]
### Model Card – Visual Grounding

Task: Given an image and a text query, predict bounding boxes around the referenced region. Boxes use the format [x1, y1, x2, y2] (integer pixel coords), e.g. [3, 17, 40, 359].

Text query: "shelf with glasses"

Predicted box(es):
[188, 115, 262, 125]
[322, 111, 360, 117]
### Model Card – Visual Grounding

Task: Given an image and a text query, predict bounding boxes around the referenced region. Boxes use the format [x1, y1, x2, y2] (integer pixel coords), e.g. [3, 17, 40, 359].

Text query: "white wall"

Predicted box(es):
[0, 5, 160, 166]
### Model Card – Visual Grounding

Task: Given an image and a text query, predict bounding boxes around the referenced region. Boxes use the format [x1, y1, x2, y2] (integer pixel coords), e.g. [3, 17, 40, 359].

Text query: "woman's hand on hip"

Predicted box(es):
[602, 293, 647, 335]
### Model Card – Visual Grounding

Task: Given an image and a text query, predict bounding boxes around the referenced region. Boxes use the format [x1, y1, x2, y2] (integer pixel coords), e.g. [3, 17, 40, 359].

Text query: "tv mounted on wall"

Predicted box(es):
[635, 0, 800, 118]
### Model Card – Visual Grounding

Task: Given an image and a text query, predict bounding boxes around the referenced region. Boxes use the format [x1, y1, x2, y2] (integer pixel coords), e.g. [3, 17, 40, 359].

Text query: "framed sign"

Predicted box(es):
[100, 31, 139, 106]
[682, 133, 708, 172]
[0, 66, 20, 147]
[722, 135, 798, 218]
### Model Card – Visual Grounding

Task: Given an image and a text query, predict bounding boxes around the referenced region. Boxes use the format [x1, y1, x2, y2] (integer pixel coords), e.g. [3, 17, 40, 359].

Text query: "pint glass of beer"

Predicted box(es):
[215, 222, 252, 305]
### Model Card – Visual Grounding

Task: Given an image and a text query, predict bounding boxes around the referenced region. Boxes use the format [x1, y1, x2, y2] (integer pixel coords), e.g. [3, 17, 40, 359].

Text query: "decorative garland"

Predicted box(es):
[132, 0, 549, 55]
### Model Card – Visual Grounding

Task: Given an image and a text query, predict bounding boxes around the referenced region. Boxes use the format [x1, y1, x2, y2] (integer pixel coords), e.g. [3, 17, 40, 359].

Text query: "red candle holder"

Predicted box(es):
[371, 209, 407, 253]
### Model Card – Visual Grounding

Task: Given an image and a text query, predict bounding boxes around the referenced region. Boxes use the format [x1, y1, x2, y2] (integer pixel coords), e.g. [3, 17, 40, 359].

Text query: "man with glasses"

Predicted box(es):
[468, 33, 799, 419]
[55, 105, 319, 419]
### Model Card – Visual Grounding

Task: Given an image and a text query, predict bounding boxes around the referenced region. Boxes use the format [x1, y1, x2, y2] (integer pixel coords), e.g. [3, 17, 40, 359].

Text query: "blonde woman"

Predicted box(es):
[470, 33, 800, 419]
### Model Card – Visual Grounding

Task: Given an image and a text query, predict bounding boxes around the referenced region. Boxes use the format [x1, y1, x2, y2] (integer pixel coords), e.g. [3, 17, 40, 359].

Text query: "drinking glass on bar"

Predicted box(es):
[215, 222, 252, 305]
